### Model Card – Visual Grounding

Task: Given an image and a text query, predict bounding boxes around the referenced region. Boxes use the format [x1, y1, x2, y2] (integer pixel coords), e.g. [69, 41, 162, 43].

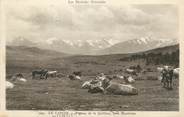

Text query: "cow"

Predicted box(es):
[124, 76, 135, 84]
[32, 69, 48, 79]
[173, 68, 179, 79]
[73, 71, 82, 77]
[125, 69, 137, 76]
[11, 73, 27, 82]
[45, 71, 57, 79]
[82, 81, 92, 89]
[157, 67, 164, 72]
[97, 73, 106, 81]
[6, 81, 14, 89]
[160, 66, 174, 89]
[68, 74, 81, 80]
[113, 75, 124, 79]
[105, 83, 138, 95]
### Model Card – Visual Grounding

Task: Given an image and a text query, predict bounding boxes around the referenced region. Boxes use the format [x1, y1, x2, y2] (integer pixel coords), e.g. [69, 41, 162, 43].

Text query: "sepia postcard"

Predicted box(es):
[0, 0, 184, 117]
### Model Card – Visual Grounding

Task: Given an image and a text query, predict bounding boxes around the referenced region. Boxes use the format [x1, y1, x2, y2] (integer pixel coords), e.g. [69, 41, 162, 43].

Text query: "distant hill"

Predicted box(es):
[6, 46, 70, 70]
[6, 44, 179, 74]
[6, 46, 69, 61]
[98, 37, 178, 55]
[143, 44, 179, 54]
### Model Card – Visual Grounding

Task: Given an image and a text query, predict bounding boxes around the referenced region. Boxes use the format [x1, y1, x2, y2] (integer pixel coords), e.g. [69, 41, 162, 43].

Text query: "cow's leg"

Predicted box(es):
[170, 78, 173, 89]
[45, 74, 48, 80]
[40, 73, 43, 79]
[163, 77, 166, 88]
[32, 73, 35, 79]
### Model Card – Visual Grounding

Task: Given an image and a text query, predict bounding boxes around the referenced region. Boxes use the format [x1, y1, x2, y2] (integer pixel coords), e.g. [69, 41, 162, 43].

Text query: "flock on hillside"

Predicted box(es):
[6, 65, 179, 95]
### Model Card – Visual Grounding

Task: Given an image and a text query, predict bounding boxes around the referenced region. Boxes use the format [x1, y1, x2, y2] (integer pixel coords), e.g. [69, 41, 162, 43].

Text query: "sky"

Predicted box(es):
[5, 0, 178, 44]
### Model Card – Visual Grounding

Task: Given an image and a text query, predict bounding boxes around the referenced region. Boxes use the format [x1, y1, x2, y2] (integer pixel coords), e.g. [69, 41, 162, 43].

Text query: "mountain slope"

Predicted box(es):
[98, 37, 178, 55]
[6, 46, 68, 61]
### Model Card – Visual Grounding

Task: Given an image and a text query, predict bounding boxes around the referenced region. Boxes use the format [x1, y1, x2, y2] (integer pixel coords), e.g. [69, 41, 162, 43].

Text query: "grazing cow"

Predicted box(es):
[125, 69, 137, 76]
[45, 71, 57, 79]
[6, 81, 14, 89]
[32, 69, 48, 79]
[173, 68, 179, 78]
[160, 66, 174, 89]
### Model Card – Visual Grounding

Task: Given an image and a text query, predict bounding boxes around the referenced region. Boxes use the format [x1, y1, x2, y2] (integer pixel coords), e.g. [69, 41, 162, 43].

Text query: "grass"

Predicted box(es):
[6, 53, 179, 111]
[6, 75, 179, 111]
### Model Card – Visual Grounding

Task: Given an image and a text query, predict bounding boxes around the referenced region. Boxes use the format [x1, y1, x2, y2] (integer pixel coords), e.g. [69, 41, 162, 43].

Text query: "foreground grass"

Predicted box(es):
[6, 75, 179, 111]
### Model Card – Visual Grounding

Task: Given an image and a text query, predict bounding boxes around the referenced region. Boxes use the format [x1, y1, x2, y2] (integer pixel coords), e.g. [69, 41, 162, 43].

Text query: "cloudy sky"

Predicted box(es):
[5, 0, 178, 44]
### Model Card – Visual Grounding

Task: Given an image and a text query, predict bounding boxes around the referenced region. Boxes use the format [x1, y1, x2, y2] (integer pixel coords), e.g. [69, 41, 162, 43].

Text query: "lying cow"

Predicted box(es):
[82, 81, 92, 89]
[113, 75, 124, 80]
[113, 75, 135, 84]
[68, 74, 81, 80]
[6, 81, 14, 89]
[125, 69, 137, 76]
[11, 73, 27, 82]
[45, 71, 57, 79]
[105, 83, 138, 95]
[97, 73, 106, 81]
[124, 76, 135, 84]
[82, 76, 138, 95]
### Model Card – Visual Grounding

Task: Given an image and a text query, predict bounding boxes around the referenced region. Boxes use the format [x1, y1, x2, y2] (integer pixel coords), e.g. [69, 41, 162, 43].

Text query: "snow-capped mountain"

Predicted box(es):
[8, 37, 120, 55]
[7, 37, 36, 47]
[8, 36, 178, 55]
[98, 37, 178, 55]
[42, 38, 120, 54]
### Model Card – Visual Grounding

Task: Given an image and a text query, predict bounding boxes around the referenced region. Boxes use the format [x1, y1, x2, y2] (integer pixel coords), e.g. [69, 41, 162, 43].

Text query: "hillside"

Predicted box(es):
[6, 46, 69, 70]
[6, 44, 179, 74]
[98, 38, 178, 55]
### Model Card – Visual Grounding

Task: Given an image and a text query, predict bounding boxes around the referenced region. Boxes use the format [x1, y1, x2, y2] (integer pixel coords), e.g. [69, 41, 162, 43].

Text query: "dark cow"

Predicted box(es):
[32, 69, 48, 79]
[161, 67, 174, 89]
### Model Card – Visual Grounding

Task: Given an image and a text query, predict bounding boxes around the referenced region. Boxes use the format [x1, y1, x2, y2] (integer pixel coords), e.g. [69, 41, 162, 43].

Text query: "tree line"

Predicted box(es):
[119, 49, 179, 67]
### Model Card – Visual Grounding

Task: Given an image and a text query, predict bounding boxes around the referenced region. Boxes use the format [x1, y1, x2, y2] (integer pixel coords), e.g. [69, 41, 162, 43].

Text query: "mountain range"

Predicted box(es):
[7, 37, 178, 55]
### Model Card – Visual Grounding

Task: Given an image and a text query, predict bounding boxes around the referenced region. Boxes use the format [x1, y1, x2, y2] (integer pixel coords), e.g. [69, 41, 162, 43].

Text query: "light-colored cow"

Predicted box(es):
[6, 81, 14, 89]
[126, 76, 135, 83]
[125, 69, 137, 76]
[45, 71, 57, 79]
[114, 75, 124, 79]
[173, 68, 179, 78]
[18, 78, 27, 82]
[82, 81, 92, 89]
[105, 83, 138, 95]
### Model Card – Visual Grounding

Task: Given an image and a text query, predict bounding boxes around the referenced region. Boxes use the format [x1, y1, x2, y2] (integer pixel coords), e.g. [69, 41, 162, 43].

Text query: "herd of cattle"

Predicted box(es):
[6, 65, 179, 95]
